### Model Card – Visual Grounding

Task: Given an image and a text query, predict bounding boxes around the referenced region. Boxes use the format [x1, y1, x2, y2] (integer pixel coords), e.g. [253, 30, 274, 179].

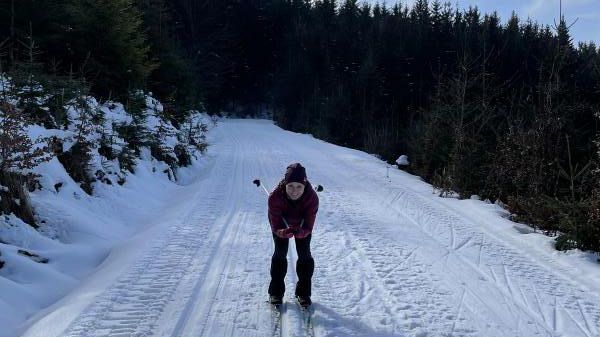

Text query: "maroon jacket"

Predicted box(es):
[268, 182, 319, 235]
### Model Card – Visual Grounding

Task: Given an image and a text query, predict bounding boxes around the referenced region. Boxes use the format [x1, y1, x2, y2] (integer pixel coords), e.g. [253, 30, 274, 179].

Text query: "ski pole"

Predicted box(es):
[253, 179, 271, 196]
[253, 179, 324, 194]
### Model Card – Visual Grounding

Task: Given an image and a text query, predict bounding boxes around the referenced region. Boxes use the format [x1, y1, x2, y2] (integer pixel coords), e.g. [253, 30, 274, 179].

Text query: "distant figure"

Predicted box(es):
[267, 163, 319, 308]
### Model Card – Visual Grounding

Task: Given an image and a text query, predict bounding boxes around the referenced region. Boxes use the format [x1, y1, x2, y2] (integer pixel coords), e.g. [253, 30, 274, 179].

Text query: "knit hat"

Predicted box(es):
[284, 163, 307, 185]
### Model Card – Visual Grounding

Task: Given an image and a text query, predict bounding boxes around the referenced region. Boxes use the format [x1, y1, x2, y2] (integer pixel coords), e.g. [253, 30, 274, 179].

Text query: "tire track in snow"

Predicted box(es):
[59, 189, 222, 337]
[346, 182, 563, 336]
[168, 129, 249, 337]
[183, 123, 290, 337]
[378, 185, 600, 337]
[57, 128, 244, 337]
[323, 151, 600, 337]
[321, 185, 475, 337]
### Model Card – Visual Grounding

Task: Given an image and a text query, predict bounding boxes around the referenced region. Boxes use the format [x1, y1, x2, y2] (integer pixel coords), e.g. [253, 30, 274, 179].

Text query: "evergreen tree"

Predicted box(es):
[60, 0, 155, 98]
[0, 102, 52, 173]
[137, 0, 199, 116]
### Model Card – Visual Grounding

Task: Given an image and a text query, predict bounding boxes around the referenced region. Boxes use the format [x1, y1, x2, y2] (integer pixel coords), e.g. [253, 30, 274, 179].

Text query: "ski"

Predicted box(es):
[269, 301, 284, 337]
[297, 300, 315, 337]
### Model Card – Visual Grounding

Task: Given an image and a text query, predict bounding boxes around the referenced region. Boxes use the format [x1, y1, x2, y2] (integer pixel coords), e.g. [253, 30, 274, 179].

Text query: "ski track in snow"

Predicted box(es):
[20, 119, 600, 337]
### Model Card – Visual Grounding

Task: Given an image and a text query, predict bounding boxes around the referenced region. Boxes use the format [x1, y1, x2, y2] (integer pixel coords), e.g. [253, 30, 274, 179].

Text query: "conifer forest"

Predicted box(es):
[1, 0, 599, 252]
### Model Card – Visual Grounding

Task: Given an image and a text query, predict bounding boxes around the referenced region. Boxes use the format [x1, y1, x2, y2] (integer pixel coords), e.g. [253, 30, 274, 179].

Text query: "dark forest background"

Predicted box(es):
[1, 0, 599, 252]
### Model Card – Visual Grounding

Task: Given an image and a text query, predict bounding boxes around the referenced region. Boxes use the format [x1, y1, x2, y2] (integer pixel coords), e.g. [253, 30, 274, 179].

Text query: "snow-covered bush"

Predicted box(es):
[178, 112, 210, 153]
[1, 73, 212, 231]
[0, 102, 53, 225]
[396, 155, 409, 166]
[57, 141, 95, 195]
[0, 102, 52, 173]
[0, 171, 36, 226]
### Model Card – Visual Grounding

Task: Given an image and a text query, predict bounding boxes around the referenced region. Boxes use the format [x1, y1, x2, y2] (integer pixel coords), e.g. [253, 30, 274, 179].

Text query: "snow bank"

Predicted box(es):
[0, 89, 216, 337]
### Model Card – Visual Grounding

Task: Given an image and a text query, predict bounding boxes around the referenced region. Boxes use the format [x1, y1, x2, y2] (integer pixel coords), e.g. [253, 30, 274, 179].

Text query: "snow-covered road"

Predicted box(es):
[20, 119, 600, 337]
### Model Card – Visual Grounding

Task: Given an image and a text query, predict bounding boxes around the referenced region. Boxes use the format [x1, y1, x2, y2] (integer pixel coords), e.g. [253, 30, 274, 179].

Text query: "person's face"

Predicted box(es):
[286, 182, 305, 200]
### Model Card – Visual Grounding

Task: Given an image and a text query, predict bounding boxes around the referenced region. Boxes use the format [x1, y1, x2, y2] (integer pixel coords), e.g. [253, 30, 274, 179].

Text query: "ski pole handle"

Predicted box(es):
[252, 179, 271, 196]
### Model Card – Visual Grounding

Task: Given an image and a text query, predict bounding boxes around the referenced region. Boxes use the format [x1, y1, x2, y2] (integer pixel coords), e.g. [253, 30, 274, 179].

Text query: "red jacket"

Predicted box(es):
[268, 182, 319, 235]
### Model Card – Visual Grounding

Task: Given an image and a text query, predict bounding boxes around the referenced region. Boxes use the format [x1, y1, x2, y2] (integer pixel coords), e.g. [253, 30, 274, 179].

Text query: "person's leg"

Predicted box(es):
[294, 234, 314, 297]
[269, 233, 289, 297]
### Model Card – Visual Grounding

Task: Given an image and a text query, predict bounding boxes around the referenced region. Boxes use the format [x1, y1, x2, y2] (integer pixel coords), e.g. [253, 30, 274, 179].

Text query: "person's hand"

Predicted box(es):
[275, 228, 294, 239]
[294, 228, 310, 239]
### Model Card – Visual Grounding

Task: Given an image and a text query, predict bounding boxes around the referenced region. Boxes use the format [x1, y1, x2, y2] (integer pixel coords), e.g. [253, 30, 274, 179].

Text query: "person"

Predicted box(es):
[268, 163, 319, 307]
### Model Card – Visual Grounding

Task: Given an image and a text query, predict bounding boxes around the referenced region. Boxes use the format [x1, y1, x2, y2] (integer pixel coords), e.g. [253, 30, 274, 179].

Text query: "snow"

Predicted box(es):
[0, 87, 212, 337]
[396, 154, 409, 166]
[2, 119, 600, 337]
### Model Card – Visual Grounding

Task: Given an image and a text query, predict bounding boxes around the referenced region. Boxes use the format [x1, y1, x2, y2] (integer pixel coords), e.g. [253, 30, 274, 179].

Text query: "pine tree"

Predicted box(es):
[57, 94, 98, 195]
[0, 102, 51, 172]
[137, 0, 198, 116]
[61, 0, 155, 98]
[167, 0, 236, 112]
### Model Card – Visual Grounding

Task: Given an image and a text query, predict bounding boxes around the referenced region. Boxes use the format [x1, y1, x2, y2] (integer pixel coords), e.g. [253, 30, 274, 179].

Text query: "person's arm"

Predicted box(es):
[269, 192, 294, 238]
[295, 190, 319, 238]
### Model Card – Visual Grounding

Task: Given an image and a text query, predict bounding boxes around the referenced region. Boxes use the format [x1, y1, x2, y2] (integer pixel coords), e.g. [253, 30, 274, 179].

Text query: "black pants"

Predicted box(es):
[268, 233, 314, 297]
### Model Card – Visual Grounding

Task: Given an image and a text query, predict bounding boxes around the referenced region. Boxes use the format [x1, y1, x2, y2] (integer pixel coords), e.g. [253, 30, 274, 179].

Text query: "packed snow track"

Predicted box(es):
[20, 119, 600, 337]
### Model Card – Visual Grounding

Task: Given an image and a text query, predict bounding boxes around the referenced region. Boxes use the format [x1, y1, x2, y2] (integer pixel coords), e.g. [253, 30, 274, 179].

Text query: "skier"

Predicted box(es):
[268, 163, 319, 308]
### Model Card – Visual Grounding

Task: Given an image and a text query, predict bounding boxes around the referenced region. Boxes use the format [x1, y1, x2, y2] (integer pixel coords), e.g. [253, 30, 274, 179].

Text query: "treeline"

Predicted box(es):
[0, 0, 203, 117]
[0, 0, 213, 229]
[1, 0, 599, 252]
[182, 0, 599, 252]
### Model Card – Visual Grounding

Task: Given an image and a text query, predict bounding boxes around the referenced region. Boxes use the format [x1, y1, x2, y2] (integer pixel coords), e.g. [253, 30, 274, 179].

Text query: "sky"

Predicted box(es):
[362, 0, 600, 45]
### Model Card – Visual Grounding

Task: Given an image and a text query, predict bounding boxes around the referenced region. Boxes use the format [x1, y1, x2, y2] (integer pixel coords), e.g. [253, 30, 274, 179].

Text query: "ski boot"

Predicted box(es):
[296, 295, 312, 308]
[269, 295, 283, 306]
